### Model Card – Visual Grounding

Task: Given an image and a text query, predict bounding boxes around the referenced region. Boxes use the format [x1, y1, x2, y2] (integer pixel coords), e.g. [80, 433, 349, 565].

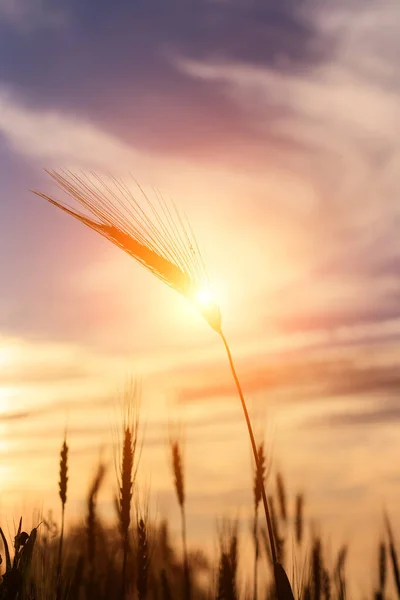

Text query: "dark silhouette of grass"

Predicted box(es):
[0, 421, 397, 600]
[169, 432, 191, 600]
[252, 440, 268, 600]
[56, 433, 68, 599]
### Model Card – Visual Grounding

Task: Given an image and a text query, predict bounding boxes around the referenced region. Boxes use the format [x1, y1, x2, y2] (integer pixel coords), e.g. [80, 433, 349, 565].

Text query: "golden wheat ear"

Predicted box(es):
[33, 170, 221, 332]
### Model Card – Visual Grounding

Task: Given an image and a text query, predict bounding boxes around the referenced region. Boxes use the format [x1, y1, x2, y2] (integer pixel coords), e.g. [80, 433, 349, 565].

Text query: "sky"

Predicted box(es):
[1, 0, 400, 594]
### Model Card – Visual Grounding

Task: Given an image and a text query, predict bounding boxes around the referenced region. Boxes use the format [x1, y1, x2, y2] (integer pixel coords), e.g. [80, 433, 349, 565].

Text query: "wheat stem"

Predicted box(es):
[253, 503, 259, 600]
[219, 330, 277, 565]
[181, 505, 191, 600]
[56, 435, 68, 599]
[137, 517, 149, 600]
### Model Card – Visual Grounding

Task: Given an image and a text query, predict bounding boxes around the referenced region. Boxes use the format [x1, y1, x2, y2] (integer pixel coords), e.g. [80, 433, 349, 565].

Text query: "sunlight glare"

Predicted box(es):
[196, 287, 215, 306]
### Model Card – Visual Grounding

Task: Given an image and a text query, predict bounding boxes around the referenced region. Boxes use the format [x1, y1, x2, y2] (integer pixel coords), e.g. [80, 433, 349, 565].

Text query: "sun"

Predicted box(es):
[190, 286, 221, 332]
[196, 288, 215, 306]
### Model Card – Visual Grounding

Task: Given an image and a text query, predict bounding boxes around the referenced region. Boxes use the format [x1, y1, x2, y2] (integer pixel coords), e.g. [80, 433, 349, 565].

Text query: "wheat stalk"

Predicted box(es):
[334, 546, 347, 600]
[323, 569, 331, 600]
[379, 541, 387, 597]
[56, 433, 68, 598]
[34, 170, 293, 599]
[136, 516, 149, 600]
[114, 379, 141, 600]
[295, 494, 304, 547]
[86, 462, 106, 577]
[311, 537, 322, 600]
[252, 441, 266, 600]
[219, 333, 280, 569]
[276, 473, 287, 524]
[217, 522, 238, 600]
[169, 433, 191, 600]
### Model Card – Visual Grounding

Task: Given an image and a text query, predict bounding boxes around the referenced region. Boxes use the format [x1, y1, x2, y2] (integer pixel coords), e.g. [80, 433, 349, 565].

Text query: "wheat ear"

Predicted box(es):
[252, 441, 266, 600]
[56, 433, 68, 598]
[114, 380, 141, 600]
[170, 434, 191, 600]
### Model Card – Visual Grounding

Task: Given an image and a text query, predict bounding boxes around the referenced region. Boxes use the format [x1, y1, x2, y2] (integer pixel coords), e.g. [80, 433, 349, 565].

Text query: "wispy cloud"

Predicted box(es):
[176, 338, 400, 406]
[303, 397, 400, 429]
[0, 91, 144, 170]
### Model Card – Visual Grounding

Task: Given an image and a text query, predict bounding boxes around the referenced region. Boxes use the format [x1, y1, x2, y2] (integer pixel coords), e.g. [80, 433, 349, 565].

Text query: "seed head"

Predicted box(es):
[59, 437, 68, 508]
[170, 439, 185, 509]
[276, 472, 287, 522]
[295, 493, 303, 545]
[33, 170, 221, 332]
[253, 443, 266, 510]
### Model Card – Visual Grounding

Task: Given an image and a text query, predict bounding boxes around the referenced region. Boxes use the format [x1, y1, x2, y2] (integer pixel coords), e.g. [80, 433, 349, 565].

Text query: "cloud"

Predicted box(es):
[176, 351, 400, 405]
[0, 397, 109, 424]
[0, 91, 145, 170]
[178, 42, 400, 179]
[0, 0, 334, 168]
[304, 397, 400, 428]
[0, 363, 89, 385]
[175, 1, 400, 231]
[273, 287, 400, 335]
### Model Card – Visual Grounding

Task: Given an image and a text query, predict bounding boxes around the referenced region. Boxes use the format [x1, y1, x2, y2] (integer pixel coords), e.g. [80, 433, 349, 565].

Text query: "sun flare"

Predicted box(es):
[196, 288, 215, 306]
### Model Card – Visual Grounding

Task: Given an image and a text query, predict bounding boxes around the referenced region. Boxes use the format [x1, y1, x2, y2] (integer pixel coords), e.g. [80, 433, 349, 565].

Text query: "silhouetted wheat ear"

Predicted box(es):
[217, 522, 238, 600]
[323, 569, 331, 600]
[59, 438, 68, 507]
[169, 433, 191, 600]
[86, 462, 106, 569]
[56, 434, 68, 598]
[120, 428, 133, 535]
[33, 170, 221, 332]
[379, 541, 387, 592]
[253, 442, 266, 509]
[312, 537, 322, 600]
[114, 380, 141, 600]
[137, 518, 149, 600]
[229, 531, 238, 587]
[334, 546, 347, 600]
[171, 440, 185, 509]
[116, 382, 141, 534]
[268, 496, 279, 553]
[217, 552, 237, 600]
[276, 473, 287, 523]
[295, 493, 303, 546]
[252, 441, 265, 600]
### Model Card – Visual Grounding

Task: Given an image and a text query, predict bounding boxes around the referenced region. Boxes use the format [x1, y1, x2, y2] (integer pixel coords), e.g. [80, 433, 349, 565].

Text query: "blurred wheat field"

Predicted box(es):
[0, 382, 399, 600]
